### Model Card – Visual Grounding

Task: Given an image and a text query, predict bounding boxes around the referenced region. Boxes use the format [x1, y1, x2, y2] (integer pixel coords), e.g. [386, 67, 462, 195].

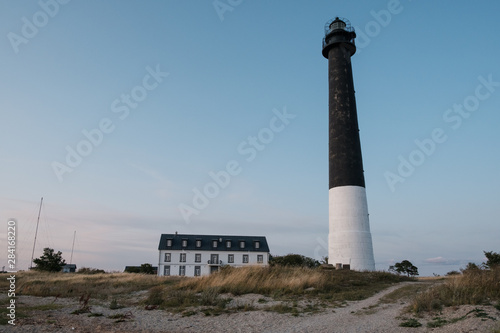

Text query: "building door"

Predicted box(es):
[211, 254, 219, 264]
[210, 266, 219, 274]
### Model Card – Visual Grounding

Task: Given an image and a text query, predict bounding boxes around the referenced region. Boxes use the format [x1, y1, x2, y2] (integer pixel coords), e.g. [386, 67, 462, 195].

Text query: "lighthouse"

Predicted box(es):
[322, 17, 375, 271]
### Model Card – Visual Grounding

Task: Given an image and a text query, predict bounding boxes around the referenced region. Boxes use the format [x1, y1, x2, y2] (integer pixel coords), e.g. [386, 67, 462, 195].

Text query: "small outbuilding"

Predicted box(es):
[62, 264, 77, 273]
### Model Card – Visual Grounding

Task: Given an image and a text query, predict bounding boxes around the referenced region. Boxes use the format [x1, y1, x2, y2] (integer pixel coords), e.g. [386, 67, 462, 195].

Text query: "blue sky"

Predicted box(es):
[1, 0, 499, 276]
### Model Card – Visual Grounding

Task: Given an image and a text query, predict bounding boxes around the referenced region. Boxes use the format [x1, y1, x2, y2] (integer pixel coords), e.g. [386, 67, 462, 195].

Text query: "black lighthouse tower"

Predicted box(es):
[322, 17, 375, 271]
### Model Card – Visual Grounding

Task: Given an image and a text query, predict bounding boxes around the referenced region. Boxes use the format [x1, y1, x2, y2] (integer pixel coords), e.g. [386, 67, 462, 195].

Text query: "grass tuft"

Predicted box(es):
[427, 317, 448, 328]
[399, 318, 422, 327]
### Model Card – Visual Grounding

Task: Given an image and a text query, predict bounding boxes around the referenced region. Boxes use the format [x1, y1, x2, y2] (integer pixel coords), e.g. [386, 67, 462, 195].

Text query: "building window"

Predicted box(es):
[195, 253, 201, 263]
[196, 240, 201, 248]
[243, 255, 249, 263]
[164, 265, 170, 276]
[228, 254, 234, 263]
[257, 255, 263, 263]
[212, 240, 218, 248]
[240, 241, 245, 249]
[164, 253, 171, 262]
[226, 240, 231, 248]
[194, 266, 201, 276]
[182, 239, 187, 247]
[179, 265, 185, 276]
[166, 239, 172, 247]
[255, 241, 260, 249]
[180, 253, 186, 262]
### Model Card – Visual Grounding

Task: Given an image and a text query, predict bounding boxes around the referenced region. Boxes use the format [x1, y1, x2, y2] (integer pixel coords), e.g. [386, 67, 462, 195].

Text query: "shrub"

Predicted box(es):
[269, 254, 320, 268]
[461, 262, 481, 273]
[77, 267, 106, 274]
[400, 318, 422, 327]
[145, 286, 166, 306]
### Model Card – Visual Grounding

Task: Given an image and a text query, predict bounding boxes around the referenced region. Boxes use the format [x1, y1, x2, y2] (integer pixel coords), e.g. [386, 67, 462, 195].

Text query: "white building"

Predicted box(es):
[157, 233, 270, 277]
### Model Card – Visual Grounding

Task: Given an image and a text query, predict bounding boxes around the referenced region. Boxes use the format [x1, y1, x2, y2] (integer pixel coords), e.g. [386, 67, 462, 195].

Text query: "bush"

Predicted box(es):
[269, 254, 320, 268]
[124, 263, 156, 274]
[461, 262, 481, 273]
[77, 267, 106, 274]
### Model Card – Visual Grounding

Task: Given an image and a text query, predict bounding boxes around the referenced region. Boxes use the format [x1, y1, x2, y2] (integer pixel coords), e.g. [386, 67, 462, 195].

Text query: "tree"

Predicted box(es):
[32, 247, 66, 272]
[389, 260, 419, 277]
[483, 251, 500, 269]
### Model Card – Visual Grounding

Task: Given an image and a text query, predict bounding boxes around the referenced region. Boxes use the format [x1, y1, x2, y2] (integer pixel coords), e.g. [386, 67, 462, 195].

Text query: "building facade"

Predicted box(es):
[157, 233, 270, 277]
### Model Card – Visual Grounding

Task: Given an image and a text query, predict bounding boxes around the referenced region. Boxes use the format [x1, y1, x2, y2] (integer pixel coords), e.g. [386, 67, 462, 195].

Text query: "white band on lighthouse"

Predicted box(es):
[328, 185, 375, 271]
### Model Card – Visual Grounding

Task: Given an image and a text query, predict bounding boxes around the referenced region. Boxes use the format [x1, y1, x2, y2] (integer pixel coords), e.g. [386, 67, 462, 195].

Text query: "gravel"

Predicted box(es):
[2, 282, 499, 333]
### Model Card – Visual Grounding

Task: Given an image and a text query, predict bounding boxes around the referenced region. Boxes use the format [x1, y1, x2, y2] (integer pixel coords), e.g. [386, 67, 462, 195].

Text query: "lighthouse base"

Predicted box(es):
[328, 186, 375, 271]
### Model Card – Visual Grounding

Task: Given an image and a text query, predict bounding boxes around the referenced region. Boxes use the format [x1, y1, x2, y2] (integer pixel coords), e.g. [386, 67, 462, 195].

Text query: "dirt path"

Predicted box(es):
[2, 282, 499, 333]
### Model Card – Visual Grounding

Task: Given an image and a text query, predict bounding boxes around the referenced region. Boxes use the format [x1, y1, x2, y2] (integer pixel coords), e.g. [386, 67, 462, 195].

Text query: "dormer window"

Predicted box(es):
[226, 240, 231, 248]
[196, 240, 201, 248]
[166, 239, 172, 247]
[182, 239, 187, 247]
[212, 240, 218, 248]
[240, 241, 245, 249]
[254, 241, 260, 249]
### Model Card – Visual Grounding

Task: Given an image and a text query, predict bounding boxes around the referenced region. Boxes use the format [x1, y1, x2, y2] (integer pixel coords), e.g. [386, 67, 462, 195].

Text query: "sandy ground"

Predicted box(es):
[2, 282, 499, 333]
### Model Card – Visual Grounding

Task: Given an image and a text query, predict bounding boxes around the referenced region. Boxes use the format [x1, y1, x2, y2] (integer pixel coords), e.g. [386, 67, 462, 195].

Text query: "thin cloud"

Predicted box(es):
[424, 257, 461, 265]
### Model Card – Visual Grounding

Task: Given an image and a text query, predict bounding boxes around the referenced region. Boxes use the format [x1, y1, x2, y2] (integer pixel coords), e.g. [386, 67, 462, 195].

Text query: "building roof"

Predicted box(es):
[158, 234, 270, 252]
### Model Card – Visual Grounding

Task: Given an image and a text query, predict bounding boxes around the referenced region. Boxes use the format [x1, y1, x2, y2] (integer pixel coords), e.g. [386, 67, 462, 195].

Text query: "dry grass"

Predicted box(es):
[410, 268, 500, 313]
[2, 267, 411, 316]
[4, 270, 176, 300]
[143, 266, 410, 313]
[177, 266, 410, 300]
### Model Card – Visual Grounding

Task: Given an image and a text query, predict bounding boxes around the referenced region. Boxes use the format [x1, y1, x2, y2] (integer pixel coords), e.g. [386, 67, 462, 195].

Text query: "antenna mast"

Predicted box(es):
[70, 231, 76, 264]
[30, 197, 43, 269]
